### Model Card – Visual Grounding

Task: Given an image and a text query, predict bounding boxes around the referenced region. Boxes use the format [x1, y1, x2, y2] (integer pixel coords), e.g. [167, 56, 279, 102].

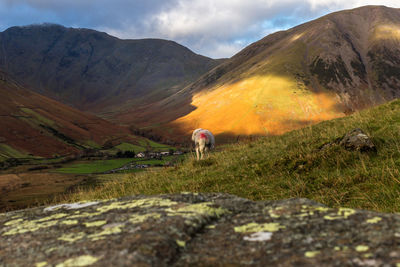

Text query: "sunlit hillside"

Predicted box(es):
[135, 6, 400, 141]
[173, 75, 344, 136]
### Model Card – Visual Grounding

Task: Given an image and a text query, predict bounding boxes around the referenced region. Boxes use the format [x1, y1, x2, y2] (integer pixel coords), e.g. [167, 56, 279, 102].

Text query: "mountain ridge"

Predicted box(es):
[129, 5, 400, 141]
[0, 24, 223, 114]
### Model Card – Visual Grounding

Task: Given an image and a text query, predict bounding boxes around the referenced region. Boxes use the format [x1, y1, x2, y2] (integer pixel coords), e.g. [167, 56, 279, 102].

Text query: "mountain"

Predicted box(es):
[0, 70, 135, 159]
[120, 5, 400, 141]
[0, 24, 222, 115]
[2, 6, 400, 143]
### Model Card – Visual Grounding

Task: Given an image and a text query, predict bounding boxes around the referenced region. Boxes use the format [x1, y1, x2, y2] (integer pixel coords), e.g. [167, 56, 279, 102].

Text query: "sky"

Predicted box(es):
[0, 0, 399, 58]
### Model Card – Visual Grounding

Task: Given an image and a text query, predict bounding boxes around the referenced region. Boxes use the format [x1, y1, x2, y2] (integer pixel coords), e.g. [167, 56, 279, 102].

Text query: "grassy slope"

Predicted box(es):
[67, 99, 400, 212]
[103, 139, 174, 156]
[0, 144, 29, 160]
[0, 71, 147, 160]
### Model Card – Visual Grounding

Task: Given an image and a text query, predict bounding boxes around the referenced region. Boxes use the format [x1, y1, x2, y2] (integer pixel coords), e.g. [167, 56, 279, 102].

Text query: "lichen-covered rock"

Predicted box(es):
[339, 128, 376, 152]
[320, 128, 376, 152]
[1, 194, 400, 266]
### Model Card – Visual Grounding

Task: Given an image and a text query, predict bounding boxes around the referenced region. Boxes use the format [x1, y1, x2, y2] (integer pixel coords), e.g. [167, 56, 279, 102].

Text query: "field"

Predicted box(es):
[101, 140, 175, 155]
[54, 158, 135, 174]
[54, 156, 177, 174]
[0, 153, 184, 211]
[66, 99, 400, 213]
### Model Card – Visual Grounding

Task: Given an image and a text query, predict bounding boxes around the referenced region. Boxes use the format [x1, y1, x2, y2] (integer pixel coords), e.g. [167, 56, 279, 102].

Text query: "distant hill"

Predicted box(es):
[0, 70, 136, 159]
[0, 24, 223, 116]
[122, 5, 400, 141]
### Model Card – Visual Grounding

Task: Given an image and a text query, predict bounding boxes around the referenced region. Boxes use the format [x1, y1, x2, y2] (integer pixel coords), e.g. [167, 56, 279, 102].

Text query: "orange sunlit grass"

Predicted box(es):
[172, 75, 345, 136]
[373, 24, 400, 40]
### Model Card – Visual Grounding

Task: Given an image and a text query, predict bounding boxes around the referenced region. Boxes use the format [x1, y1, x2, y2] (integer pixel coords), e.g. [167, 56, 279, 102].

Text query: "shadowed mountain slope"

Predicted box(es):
[0, 24, 222, 115]
[121, 5, 400, 141]
[0, 70, 135, 159]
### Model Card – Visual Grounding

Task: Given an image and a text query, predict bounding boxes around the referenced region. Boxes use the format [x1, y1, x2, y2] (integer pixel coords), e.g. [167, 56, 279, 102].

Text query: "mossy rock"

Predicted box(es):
[1, 193, 400, 266]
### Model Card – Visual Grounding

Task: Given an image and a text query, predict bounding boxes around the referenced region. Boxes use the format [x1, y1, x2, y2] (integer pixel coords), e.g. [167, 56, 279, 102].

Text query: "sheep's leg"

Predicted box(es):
[197, 138, 207, 160]
[200, 144, 206, 160]
[205, 147, 209, 159]
[196, 144, 201, 160]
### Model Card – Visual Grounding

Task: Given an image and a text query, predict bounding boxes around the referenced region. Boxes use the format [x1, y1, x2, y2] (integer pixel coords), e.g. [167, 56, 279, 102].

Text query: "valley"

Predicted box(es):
[2, 3, 400, 266]
[1, 5, 400, 213]
[0, 70, 183, 211]
[0, 151, 186, 212]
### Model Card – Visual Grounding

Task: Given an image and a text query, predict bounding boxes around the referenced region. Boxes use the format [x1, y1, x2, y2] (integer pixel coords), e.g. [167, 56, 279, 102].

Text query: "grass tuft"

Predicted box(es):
[190, 158, 215, 167]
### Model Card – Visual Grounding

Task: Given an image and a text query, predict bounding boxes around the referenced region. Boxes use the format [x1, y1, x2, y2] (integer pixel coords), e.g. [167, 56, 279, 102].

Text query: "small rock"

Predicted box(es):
[320, 128, 376, 152]
[339, 128, 376, 152]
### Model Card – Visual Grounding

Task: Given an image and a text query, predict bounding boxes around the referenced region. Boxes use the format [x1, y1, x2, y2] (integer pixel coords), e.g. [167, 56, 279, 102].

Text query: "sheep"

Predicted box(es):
[192, 128, 215, 160]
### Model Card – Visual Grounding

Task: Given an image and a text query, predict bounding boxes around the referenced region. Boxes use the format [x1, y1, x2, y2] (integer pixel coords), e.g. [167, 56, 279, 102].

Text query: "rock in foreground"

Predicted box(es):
[1, 193, 400, 266]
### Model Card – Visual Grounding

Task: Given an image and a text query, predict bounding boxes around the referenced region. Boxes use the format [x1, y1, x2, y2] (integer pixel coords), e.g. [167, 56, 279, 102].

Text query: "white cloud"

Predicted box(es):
[1, 0, 400, 58]
[152, 0, 276, 39]
[193, 40, 247, 59]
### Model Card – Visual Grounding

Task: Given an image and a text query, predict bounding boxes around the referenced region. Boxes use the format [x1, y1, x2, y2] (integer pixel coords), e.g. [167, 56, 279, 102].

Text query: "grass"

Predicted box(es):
[106, 140, 173, 156]
[84, 140, 101, 149]
[114, 142, 146, 153]
[53, 155, 179, 174]
[0, 144, 29, 160]
[20, 107, 56, 127]
[0, 173, 88, 212]
[65, 99, 400, 213]
[54, 158, 134, 174]
[147, 139, 175, 150]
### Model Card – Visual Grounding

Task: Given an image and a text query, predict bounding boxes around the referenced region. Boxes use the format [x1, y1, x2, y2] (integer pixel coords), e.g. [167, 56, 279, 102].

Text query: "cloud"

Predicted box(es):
[1, 0, 400, 58]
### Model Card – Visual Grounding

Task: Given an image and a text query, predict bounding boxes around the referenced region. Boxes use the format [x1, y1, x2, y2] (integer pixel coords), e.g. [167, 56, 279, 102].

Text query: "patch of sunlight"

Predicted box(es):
[374, 24, 400, 40]
[290, 33, 304, 42]
[172, 75, 344, 136]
